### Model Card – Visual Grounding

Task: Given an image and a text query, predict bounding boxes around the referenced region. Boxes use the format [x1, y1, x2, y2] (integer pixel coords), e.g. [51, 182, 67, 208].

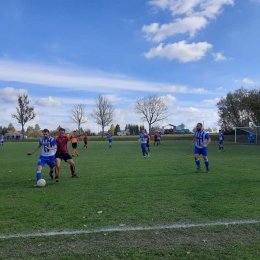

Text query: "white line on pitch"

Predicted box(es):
[0, 219, 259, 239]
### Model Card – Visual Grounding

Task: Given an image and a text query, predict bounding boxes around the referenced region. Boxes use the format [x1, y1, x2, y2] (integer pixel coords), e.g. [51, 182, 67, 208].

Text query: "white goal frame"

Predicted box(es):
[234, 126, 260, 144]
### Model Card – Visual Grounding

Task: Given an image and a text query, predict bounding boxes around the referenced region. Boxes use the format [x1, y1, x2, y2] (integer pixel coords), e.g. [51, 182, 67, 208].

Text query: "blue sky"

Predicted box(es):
[0, 0, 260, 133]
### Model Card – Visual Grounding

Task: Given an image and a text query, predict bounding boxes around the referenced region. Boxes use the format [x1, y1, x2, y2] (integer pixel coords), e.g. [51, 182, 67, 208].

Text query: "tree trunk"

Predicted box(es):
[22, 124, 25, 139]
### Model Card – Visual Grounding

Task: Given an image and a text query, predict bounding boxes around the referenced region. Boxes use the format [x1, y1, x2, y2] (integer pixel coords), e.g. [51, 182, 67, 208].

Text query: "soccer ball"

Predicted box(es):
[37, 179, 46, 187]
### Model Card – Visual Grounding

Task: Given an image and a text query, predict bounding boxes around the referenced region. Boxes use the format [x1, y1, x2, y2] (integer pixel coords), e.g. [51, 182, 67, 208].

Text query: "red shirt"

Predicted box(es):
[83, 135, 88, 141]
[55, 135, 72, 153]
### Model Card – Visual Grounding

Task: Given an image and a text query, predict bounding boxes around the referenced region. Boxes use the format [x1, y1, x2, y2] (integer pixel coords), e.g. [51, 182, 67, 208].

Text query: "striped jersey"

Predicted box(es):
[139, 133, 148, 144]
[39, 136, 57, 156]
[219, 133, 224, 141]
[194, 130, 210, 148]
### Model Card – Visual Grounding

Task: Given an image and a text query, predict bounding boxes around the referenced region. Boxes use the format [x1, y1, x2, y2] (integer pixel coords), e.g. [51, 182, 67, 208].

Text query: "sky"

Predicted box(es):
[0, 0, 260, 133]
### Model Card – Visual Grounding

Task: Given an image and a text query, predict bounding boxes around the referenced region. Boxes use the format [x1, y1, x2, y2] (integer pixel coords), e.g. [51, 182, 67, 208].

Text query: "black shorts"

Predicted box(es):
[55, 153, 72, 162]
[146, 142, 150, 147]
[84, 141, 87, 145]
[72, 143, 77, 149]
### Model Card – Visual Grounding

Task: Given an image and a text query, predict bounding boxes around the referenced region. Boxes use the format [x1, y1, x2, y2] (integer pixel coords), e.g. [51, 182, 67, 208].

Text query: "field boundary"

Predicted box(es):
[1, 219, 259, 240]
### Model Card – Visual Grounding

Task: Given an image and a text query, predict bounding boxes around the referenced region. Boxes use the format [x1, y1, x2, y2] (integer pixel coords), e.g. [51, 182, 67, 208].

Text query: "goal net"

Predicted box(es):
[234, 126, 260, 144]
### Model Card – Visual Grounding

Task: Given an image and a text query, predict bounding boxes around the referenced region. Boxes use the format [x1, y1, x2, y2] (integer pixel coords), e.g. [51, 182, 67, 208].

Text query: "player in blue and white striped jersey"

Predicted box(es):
[27, 129, 57, 184]
[139, 129, 150, 158]
[191, 123, 211, 173]
[218, 130, 225, 151]
[106, 131, 113, 148]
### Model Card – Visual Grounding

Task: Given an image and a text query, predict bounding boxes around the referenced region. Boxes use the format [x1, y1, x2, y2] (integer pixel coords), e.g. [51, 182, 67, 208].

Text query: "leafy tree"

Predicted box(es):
[91, 95, 114, 137]
[71, 104, 88, 133]
[11, 94, 36, 138]
[34, 124, 41, 131]
[7, 123, 16, 132]
[1, 127, 8, 135]
[110, 124, 115, 135]
[114, 124, 121, 135]
[135, 94, 169, 133]
[217, 87, 260, 131]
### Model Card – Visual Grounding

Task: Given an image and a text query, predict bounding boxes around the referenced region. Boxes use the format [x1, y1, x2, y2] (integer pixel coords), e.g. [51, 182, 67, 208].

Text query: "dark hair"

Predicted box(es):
[59, 128, 65, 132]
[43, 129, 49, 133]
[197, 123, 203, 127]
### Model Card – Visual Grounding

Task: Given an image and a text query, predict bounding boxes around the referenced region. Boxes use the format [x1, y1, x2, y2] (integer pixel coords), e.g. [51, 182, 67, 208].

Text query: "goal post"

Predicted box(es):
[234, 126, 260, 144]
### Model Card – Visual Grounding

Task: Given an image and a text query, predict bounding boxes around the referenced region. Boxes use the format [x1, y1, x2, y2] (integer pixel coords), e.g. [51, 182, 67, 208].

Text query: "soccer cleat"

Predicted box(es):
[206, 169, 211, 173]
[49, 172, 54, 180]
[72, 174, 79, 178]
[33, 183, 39, 187]
[147, 153, 150, 158]
[195, 168, 201, 173]
[55, 176, 59, 182]
[143, 156, 146, 159]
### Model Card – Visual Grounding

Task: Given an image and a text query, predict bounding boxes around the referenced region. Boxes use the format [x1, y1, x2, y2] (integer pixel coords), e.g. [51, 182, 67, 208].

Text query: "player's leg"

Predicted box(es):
[36, 165, 43, 181]
[54, 155, 62, 182]
[194, 147, 201, 172]
[36, 156, 46, 181]
[63, 153, 78, 177]
[74, 143, 79, 156]
[47, 155, 55, 180]
[202, 148, 210, 173]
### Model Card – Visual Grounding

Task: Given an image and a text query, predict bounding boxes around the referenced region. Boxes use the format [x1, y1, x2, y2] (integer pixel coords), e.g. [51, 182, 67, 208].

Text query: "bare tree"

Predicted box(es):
[71, 104, 88, 133]
[12, 94, 36, 138]
[91, 95, 114, 137]
[135, 94, 170, 133]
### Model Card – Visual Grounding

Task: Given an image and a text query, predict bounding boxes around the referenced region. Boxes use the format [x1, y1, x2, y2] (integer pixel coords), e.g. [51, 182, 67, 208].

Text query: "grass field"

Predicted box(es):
[0, 140, 260, 259]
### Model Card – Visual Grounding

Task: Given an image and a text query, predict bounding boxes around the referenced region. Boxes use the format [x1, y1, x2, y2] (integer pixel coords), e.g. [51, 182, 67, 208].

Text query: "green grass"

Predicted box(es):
[1, 140, 260, 259]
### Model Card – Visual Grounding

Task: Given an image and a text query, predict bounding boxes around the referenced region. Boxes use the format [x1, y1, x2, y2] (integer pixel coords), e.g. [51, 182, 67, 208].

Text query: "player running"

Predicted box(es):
[191, 123, 211, 173]
[71, 131, 79, 156]
[82, 134, 88, 149]
[54, 128, 84, 182]
[106, 131, 113, 148]
[27, 129, 57, 185]
[139, 129, 150, 158]
[218, 130, 225, 151]
[0, 134, 4, 146]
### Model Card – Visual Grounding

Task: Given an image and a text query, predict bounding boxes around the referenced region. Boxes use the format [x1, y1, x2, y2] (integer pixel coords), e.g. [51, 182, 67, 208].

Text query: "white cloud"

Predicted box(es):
[203, 97, 220, 105]
[144, 41, 212, 62]
[142, 16, 208, 42]
[0, 59, 165, 93]
[0, 87, 28, 103]
[242, 78, 256, 85]
[161, 85, 188, 93]
[36, 96, 62, 107]
[192, 88, 207, 93]
[148, 0, 234, 18]
[143, 0, 234, 62]
[212, 52, 226, 61]
[161, 94, 177, 106]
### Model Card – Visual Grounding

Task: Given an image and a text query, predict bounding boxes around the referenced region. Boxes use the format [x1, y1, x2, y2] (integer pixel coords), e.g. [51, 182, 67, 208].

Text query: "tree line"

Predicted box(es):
[6, 94, 169, 138]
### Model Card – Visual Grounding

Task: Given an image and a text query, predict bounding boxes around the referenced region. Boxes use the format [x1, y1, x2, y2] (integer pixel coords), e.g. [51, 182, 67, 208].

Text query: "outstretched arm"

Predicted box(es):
[27, 145, 41, 156]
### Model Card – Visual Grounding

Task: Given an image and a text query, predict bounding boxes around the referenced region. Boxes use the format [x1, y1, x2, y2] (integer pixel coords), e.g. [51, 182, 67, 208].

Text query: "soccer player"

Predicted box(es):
[106, 131, 113, 148]
[191, 123, 211, 173]
[27, 129, 57, 185]
[71, 131, 79, 156]
[248, 133, 255, 143]
[218, 130, 225, 151]
[0, 134, 4, 146]
[157, 133, 162, 145]
[139, 129, 150, 158]
[147, 133, 151, 153]
[153, 132, 158, 146]
[82, 134, 88, 149]
[55, 128, 83, 182]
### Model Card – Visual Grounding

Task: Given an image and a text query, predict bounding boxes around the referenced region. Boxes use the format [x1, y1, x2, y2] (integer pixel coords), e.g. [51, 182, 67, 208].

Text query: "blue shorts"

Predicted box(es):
[194, 146, 208, 156]
[219, 140, 223, 144]
[37, 155, 55, 168]
[108, 139, 113, 143]
[141, 143, 147, 149]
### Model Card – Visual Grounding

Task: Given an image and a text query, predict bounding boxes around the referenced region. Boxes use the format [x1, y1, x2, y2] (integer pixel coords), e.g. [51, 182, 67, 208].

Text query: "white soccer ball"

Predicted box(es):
[37, 179, 46, 187]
